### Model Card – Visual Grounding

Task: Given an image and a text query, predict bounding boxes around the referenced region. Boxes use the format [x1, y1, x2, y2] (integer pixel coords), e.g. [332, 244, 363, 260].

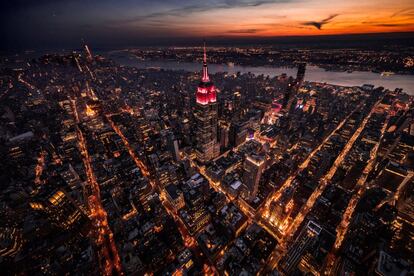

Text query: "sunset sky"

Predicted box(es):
[2, 0, 414, 49]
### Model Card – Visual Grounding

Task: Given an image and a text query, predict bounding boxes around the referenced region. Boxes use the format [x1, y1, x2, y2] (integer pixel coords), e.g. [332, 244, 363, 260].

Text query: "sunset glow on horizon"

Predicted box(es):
[124, 0, 414, 37]
[2, 0, 414, 48]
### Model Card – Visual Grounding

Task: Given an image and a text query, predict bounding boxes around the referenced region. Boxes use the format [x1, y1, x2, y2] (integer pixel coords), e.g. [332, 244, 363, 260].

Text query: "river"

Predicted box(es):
[109, 52, 414, 95]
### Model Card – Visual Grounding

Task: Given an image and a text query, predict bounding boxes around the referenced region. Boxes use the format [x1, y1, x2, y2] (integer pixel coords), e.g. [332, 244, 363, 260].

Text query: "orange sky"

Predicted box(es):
[3, 0, 414, 49]
[126, 0, 414, 37]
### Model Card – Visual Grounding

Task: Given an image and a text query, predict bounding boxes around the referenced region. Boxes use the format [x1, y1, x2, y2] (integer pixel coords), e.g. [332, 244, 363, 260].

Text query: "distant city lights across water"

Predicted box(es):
[110, 52, 414, 95]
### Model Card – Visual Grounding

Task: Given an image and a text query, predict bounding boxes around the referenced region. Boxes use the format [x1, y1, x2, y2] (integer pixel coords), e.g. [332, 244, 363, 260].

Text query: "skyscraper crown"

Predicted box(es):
[196, 42, 216, 105]
[202, 42, 210, 82]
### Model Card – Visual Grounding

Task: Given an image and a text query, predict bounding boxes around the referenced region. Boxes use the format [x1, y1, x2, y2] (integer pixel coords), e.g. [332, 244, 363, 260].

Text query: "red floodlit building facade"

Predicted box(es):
[194, 44, 220, 163]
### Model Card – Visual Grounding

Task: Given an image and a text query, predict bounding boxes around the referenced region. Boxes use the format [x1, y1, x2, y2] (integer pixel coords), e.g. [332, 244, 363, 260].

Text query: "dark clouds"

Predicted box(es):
[227, 28, 263, 33]
[113, 0, 292, 25]
[371, 23, 414, 27]
[1, 0, 295, 50]
[1, 0, 413, 51]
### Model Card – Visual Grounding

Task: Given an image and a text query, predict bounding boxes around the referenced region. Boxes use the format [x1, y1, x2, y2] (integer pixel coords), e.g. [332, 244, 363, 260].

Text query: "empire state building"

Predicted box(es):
[194, 44, 220, 163]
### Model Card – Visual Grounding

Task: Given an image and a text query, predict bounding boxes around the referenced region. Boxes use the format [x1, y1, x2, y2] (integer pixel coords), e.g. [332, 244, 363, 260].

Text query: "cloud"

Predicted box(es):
[362, 18, 414, 28]
[371, 23, 414, 27]
[227, 28, 263, 33]
[391, 8, 414, 18]
[301, 14, 339, 30]
[113, 0, 293, 25]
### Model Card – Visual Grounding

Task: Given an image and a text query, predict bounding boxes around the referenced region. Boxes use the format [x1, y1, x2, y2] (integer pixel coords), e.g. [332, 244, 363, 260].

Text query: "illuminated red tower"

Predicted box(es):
[194, 43, 220, 163]
[196, 44, 217, 105]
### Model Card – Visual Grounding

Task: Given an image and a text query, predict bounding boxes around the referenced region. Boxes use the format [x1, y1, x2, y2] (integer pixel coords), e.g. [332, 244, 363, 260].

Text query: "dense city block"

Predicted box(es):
[0, 45, 413, 276]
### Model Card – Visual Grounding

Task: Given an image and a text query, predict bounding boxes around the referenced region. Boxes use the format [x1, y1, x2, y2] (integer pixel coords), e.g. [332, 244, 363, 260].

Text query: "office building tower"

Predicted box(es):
[84, 44, 93, 63]
[168, 133, 181, 162]
[194, 43, 220, 163]
[242, 154, 266, 200]
[219, 120, 230, 150]
[283, 77, 297, 113]
[296, 62, 306, 85]
[30, 187, 90, 232]
[280, 220, 322, 274]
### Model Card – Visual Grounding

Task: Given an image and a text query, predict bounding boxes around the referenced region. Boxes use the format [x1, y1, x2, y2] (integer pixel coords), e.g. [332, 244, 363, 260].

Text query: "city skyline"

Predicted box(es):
[1, 40, 413, 275]
[1, 1, 413, 275]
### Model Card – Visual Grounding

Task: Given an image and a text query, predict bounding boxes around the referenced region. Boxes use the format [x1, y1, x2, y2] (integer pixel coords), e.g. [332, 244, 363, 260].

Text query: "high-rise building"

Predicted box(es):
[283, 63, 306, 113]
[84, 44, 93, 63]
[280, 220, 322, 274]
[233, 91, 242, 119]
[283, 77, 297, 113]
[242, 154, 266, 200]
[296, 62, 306, 85]
[218, 120, 230, 150]
[168, 133, 181, 162]
[30, 187, 90, 232]
[230, 120, 250, 147]
[194, 43, 220, 163]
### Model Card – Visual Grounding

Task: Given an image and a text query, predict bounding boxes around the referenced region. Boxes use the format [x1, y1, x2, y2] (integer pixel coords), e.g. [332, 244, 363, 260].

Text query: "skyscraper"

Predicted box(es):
[194, 44, 220, 163]
[168, 132, 181, 162]
[30, 187, 90, 232]
[283, 63, 306, 113]
[280, 220, 322, 274]
[218, 120, 230, 150]
[283, 78, 297, 113]
[84, 44, 93, 63]
[242, 154, 266, 200]
[296, 62, 307, 85]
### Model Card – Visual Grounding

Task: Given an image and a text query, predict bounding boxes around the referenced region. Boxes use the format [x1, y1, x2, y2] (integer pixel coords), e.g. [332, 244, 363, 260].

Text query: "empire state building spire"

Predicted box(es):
[194, 41, 220, 163]
[202, 42, 210, 82]
[196, 42, 216, 105]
